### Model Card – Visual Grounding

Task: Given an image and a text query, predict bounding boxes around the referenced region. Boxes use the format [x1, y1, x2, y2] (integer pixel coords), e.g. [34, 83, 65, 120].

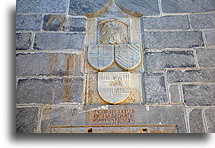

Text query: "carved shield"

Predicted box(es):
[115, 44, 142, 70]
[87, 45, 114, 71]
[98, 72, 130, 104]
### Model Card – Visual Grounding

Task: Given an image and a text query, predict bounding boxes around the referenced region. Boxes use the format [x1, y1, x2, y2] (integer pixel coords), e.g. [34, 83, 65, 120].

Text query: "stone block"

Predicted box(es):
[167, 68, 215, 83]
[16, 33, 32, 50]
[16, 0, 67, 13]
[16, 78, 85, 104]
[115, 0, 160, 16]
[145, 51, 196, 71]
[63, 17, 86, 32]
[16, 14, 42, 31]
[16, 53, 84, 76]
[205, 108, 215, 133]
[142, 15, 189, 30]
[162, 0, 215, 13]
[189, 109, 205, 133]
[169, 85, 181, 104]
[143, 31, 204, 49]
[144, 73, 168, 104]
[182, 84, 215, 106]
[204, 30, 215, 47]
[190, 13, 215, 29]
[196, 48, 215, 67]
[16, 107, 39, 133]
[34, 33, 85, 50]
[87, 73, 143, 105]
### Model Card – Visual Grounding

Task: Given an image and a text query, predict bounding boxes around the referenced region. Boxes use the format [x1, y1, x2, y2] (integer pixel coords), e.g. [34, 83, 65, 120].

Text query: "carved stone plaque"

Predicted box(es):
[87, 44, 114, 71]
[115, 44, 142, 70]
[98, 19, 129, 44]
[98, 72, 130, 104]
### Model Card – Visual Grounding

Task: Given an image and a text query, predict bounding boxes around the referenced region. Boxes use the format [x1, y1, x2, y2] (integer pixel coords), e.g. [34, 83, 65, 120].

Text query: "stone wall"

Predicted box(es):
[16, 0, 215, 133]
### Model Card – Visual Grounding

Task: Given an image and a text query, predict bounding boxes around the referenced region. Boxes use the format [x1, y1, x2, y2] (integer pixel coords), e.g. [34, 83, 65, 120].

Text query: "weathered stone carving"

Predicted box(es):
[115, 44, 142, 70]
[87, 44, 114, 71]
[98, 72, 130, 104]
[98, 19, 129, 44]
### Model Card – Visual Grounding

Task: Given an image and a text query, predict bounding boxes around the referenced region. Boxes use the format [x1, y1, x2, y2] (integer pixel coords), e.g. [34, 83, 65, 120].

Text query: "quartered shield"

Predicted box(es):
[87, 45, 114, 71]
[98, 72, 130, 104]
[115, 44, 142, 70]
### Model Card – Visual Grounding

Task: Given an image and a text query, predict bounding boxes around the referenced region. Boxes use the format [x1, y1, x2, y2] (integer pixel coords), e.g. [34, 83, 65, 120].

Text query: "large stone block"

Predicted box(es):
[142, 15, 189, 30]
[16, 53, 84, 76]
[34, 33, 85, 50]
[16, 78, 85, 104]
[144, 73, 168, 104]
[145, 51, 196, 71]
[162, 0, 215, 13]
[183, 84, 215, 106]
[16, 107, 39, 133]
[143, 31, 204, 49]
[204, 30, 215, 47]
[16, 33, 32, 50]
[196, 48, 215, 67]
[167, 68, 215, 83]
[169, 85, 181, 104]
[189, 109, 205, 133]
[16, 14, 42, 31]
[16, 0, 68, 13]
[190, 13, 215, 29]
[205, 108, 215, 133]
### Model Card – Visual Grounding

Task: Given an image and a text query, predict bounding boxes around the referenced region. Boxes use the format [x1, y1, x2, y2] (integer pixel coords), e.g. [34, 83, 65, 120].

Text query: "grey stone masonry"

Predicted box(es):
[144, 73, 168, 104]
[16, 33, 32, 50]
[162, 0, 215, 13]
[204, 30, 215, 47]
[143, 31, 204, 49]
[34, 33, 85, 50]
[42, 15, 86, 32]
[205, 108, 215, 132]
[189, 109, 205, 133]
[16, 0, 68, 13]
[142, 15, 189, 30]
[16, 14, 42, 31]
[16, 107, 39, 133]
[145, 50, 196, 72]
[183, 84, 215, 106]
[169, 85, 181, 104]
[196, 48, 215, 67]
[190, 13, 215, 29]
[167, 68, 215, 83]
[16, 53, 84, 76]
[16, 78, 85, 104]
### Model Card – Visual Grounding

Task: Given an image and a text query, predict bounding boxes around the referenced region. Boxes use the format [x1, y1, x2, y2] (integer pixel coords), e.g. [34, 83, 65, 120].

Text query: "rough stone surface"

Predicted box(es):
[169, 85, 180, 104]
[16, 0, 68, 13]
[63, 17, 86, 32]
[16, 78, 85, 104]
[69, 0, 110, 16]
[16, 33, 32, 50]
[162, 0, 215, 13]
[145, 51, 196, 71]
[183, 84, 215, 106]
[144, 73, 168, 104]
[204, 30, 215, 47]
[142, 15, 189, 30]
[16, 14, 42, 31]
[16, 107, 39, 133]
[34, 33, 85, 50]
[16, 53, 84, 76]
[167, 68, 215, 83]
[189, 109, 205, 133]
[190, 13, 215, 29]
[196, 48, 215, 67]
[115, 0, 160, 16]
[205, 108, 215, 132]
[143, 31, 204, 49]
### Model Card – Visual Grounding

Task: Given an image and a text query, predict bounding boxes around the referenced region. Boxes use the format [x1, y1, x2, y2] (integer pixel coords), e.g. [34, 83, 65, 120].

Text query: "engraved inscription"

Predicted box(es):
[98, 19, 129, 44]
[98, 72, 130, 104]
[115, 44, 142, 70]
